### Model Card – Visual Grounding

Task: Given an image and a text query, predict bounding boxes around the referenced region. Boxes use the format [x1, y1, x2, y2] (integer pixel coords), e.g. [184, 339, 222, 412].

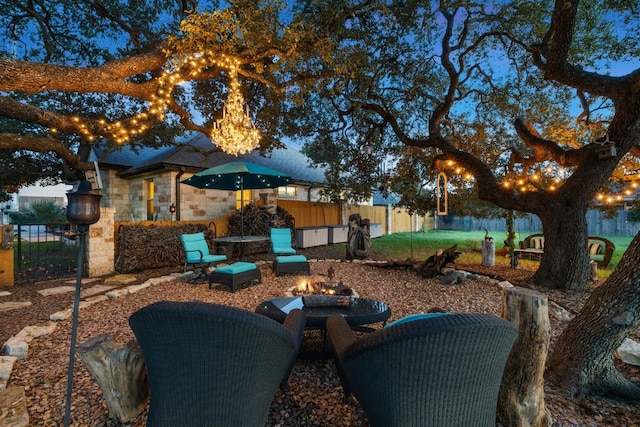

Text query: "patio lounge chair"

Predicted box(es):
[326, 312, 518, 427]
[179, 232, 227, 273]
[269, 227, 297, 255]
[129, 301, 306, 427]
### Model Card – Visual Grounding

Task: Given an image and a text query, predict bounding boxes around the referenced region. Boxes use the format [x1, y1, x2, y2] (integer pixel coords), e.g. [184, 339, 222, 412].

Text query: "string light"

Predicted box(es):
[440, 159, 640, 200]
[51, 53, 260, 155]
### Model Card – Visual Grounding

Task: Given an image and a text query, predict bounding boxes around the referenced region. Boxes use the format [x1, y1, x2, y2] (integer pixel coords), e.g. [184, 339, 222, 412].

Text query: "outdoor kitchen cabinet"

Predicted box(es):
[370, 223, 383, 238]
[295, 227, 329, 248]
[328, 225, 349, 244]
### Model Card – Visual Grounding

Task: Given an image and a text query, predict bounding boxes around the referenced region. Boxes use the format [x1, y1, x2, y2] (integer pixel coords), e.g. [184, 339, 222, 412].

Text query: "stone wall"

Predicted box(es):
[100, 169, 132, 222]
[88, 207, 115, 277]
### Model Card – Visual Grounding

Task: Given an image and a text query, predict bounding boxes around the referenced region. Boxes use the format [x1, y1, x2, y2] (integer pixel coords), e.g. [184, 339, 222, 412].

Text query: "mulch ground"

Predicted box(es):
[1, 247, 639, 426]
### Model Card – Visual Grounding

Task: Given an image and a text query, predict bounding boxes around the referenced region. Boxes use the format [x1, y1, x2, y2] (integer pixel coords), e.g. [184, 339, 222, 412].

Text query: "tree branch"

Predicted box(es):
[513, 117, 590, 166]
[0, 133, 89, 171]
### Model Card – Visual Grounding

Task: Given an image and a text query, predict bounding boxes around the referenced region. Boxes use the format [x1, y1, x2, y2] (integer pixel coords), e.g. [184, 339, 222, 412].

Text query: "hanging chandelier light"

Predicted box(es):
[211, 65, 261, 156]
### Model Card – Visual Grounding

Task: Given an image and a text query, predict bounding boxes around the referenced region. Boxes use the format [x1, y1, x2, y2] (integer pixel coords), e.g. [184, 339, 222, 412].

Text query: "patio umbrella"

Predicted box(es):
[181, 160, 292, 238]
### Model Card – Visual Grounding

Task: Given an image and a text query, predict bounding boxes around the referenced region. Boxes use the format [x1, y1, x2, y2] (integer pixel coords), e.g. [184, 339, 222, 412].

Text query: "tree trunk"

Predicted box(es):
[498, 287, 552, 427]
[546, 230, 640, 400]
[77, 334, 150, 423]
[531, 200, 591, 291]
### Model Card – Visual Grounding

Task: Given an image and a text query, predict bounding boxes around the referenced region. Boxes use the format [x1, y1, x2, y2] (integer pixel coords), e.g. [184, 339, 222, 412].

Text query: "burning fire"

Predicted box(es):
[294, 275, 329, 295]
[289, 274, 355, 297]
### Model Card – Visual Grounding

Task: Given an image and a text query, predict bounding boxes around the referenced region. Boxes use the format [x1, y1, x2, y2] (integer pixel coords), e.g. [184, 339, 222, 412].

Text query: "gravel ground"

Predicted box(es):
[2, 255, 640, 426]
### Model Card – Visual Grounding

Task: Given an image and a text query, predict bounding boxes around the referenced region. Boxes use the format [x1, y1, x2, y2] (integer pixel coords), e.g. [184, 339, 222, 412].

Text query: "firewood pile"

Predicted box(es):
[115, 223, 212, 273]
[114, 205, 296, 272]
[227, 204, 296, 255]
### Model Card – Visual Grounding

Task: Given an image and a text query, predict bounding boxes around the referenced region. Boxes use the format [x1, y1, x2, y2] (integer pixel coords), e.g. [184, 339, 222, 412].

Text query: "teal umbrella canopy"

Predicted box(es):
[181, 161, 292, 191]
[181, 161, 292, 239]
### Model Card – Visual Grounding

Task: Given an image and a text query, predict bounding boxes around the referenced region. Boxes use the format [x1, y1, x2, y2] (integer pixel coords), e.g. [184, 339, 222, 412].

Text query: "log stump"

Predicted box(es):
[498, 287, 552, 427]
[77, 334, 149, 423]
[481, 239, 495, 267]
[417, 244, 461, 278]
[346, 214, 371, 260]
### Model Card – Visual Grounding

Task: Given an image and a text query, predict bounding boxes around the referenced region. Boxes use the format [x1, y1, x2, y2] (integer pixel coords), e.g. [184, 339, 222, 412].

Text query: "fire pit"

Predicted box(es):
[285, 267, 359, 298]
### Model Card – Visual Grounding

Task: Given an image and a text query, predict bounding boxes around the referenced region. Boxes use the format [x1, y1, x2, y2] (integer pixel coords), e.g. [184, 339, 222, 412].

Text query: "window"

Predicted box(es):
[146, 179, 155, 221]
[278, 186, 297, 198]
[236, 189, 252, 210]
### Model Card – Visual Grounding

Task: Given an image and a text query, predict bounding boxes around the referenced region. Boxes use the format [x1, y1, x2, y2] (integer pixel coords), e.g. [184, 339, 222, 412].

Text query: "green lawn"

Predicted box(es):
[367, 229, 633, 278]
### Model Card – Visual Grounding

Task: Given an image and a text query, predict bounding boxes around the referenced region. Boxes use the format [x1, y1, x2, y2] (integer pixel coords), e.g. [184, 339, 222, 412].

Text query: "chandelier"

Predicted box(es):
[211, 66, 261, 156]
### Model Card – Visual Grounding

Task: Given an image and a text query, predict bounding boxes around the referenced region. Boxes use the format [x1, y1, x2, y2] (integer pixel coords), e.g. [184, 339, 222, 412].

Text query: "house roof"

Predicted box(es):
[373, 192, 400, 205]
[92, 132, 326, 185]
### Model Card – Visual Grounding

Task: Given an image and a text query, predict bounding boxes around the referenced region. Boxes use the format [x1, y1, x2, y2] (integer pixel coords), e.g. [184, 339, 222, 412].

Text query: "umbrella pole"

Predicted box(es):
[240, 178, 244, 240]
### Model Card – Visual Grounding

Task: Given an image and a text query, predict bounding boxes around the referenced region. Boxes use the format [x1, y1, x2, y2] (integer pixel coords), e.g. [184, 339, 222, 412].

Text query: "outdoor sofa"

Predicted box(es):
[518, 233, 615, 268]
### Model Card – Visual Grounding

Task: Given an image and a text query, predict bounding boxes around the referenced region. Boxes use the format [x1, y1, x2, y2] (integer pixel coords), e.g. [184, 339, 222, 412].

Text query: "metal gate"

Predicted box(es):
[14, 223, 80, 284]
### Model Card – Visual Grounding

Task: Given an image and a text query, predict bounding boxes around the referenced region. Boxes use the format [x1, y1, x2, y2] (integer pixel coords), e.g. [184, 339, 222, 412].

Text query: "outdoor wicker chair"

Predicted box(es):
[327, 312, 518, 427]
[129, 301, 306, 427]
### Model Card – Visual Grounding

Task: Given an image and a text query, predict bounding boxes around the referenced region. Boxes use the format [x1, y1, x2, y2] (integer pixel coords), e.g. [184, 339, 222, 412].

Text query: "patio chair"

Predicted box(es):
[129, 301, 306, 427]
[179, 232, 227, 273]
[327, 312, 518, 427]
[269, 227, 297, 255]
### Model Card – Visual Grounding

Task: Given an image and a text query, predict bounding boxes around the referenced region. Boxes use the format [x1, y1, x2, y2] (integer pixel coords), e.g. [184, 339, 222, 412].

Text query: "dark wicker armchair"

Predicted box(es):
[129, 301, 306, 427]
[327, 312, 518, 427]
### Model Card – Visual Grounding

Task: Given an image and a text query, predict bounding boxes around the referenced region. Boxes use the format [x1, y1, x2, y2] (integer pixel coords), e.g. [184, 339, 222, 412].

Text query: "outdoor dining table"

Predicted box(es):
[213, 235, 269, 261]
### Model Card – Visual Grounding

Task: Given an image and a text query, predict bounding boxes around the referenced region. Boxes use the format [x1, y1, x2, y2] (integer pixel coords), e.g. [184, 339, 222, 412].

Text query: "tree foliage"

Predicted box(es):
[295, 1, 640, 290]
[2, 1, 639, 290]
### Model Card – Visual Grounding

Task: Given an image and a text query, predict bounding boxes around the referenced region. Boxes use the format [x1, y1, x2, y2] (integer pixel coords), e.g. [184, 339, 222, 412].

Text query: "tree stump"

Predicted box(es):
[77, 334, 149, 423]
[497, 287, 552, 427]
[481, 239, 495, 267]
[346, 214, 371, 260]
[589, 260, 598, 282]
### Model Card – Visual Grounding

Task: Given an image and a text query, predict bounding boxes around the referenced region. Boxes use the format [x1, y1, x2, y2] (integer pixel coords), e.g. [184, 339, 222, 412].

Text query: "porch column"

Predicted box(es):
[87, 207, 115, 277]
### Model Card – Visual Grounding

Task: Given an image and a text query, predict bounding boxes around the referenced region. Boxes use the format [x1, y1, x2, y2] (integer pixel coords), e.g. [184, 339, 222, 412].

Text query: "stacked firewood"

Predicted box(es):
[228, 204, 296, 254]
[115, 223, 212, 273]
[228, 204, 295, 236]
[114, 205, 296, 272]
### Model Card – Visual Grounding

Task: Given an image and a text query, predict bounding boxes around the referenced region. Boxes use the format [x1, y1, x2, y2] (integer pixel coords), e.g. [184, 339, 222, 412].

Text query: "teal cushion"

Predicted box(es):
[270, 228, 296, 254]
[180, 232, 212, 263]
[275, 255, 308, 264]
[201, 254, 227, 263]
[215, 262, 257, 275]
[385, 312, 452, 328]
[273, 246, 297, 255]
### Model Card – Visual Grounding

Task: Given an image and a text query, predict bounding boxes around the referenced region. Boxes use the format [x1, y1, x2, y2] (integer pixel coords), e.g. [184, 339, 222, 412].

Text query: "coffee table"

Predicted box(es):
[256, 296, 391, 358]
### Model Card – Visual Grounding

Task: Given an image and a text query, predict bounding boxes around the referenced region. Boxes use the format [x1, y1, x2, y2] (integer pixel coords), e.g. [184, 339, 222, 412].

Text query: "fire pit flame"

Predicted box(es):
[286, 269, 358, 297]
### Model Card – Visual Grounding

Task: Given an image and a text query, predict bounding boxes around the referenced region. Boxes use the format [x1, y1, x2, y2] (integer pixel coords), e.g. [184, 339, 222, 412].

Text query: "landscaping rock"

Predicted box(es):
[0, 302, 32, 312]
[0, 386, 29, 427]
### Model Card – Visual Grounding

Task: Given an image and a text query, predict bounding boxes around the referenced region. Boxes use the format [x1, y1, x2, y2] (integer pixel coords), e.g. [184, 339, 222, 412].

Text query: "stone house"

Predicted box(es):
[91, 132, 328, 223]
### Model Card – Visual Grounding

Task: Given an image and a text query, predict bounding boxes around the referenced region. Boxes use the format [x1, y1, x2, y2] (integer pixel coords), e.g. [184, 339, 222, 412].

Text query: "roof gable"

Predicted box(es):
[92, 132, 326, 185]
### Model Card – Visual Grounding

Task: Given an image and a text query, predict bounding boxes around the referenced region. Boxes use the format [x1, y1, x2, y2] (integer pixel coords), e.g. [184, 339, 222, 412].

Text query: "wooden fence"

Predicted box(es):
[113, 200, 430, 239]
[441, 208, 640, 237]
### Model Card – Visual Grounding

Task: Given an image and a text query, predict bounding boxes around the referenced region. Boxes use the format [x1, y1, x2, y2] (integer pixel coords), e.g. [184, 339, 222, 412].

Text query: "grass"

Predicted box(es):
[367, 229, 633, 278]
